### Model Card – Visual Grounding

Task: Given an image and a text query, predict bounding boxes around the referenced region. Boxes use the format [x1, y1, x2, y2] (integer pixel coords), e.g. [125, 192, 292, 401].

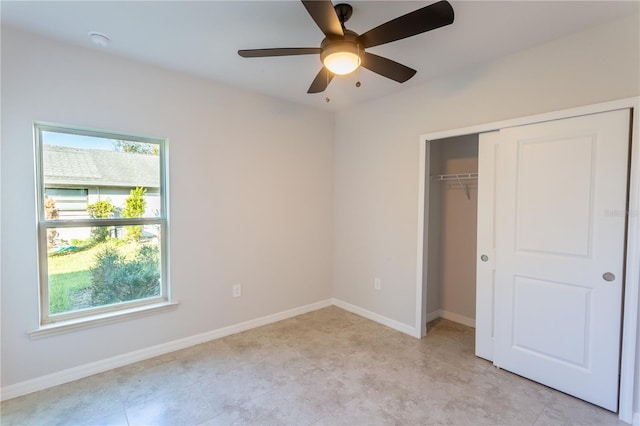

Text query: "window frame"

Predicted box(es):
[34, 123, 170, 325]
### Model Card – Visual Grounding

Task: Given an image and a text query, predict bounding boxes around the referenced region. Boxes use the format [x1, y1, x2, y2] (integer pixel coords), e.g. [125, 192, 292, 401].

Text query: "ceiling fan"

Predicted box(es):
[238, 0, 454, 94]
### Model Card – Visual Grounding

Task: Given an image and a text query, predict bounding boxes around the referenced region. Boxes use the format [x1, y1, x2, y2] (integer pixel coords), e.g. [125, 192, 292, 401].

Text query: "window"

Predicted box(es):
[45, 188, 89, 218]
[35, 123, 169, 325]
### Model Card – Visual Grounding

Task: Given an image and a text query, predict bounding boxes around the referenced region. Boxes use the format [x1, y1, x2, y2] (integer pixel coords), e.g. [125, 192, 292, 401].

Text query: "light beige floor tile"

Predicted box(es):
[20, 396, 127, 426]
[222, 374, 351, 426]
[117, 358, 196, 406]
[178, 339, 242, 383]
[419, 333, 492, 376]
[533, 394, 625, 426]
[221, 324, 311, 364]
[197, 362, 279, 416]
[351, 376, 453, 425]
[27, 371, 125, 426]
[295, 306, 369, 334]
[435, 393, 537, 426]
[494, 368, 564, 407]
[312, 394, 403, 426]
[427, 317, 476, 347]
[203, 385, 319, 426]
[1, 307, 625, 426]
[246, 347, 326, 386]
[126, 383, 215, 426]
[0, 393, 40, 426]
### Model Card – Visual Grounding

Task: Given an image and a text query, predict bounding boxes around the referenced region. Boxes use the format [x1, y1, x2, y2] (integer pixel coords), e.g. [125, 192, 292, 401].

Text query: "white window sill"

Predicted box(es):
[28, 301, 179, 339]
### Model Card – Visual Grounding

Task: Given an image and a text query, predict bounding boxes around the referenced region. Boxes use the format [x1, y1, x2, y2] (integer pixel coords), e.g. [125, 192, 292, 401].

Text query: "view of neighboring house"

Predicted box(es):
[43, 145, 160, 241]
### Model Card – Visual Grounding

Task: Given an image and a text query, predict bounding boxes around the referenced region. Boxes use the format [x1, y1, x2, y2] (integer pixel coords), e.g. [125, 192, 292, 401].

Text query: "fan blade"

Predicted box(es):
[238, 48, 321, 58]
[361, 52, 416, 83]
[301, 0, 344, 38]
[358, 0, 454, 48]
[307, 67, 335, 93]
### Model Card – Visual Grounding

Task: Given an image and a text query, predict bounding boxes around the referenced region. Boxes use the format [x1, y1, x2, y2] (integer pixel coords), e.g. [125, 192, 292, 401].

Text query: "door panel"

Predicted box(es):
[493, 109, 630, 411]
[516, 135, 594, 256]
[512, 276, 591, 368]
[476, 131, 499, 361]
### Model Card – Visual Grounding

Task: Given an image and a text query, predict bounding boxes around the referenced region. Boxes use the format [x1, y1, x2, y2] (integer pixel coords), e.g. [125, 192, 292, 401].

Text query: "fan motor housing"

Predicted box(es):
[320, 30, 362, 64]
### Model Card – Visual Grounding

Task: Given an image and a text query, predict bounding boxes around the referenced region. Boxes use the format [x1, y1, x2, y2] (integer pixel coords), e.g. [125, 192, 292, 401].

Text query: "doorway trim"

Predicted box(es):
[415, 97, 640, 423]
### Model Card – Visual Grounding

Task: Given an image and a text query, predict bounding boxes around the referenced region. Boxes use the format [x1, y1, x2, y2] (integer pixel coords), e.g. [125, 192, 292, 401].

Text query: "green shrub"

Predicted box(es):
[90, 243, 160, 306]
[87, 199, 115, 242]
[121, 187, 147, 241]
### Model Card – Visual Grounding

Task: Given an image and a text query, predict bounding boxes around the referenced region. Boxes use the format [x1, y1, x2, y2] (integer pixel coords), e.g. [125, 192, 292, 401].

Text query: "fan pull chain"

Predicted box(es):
[355, 45, 362, 88]
[325, 68, 331, 102]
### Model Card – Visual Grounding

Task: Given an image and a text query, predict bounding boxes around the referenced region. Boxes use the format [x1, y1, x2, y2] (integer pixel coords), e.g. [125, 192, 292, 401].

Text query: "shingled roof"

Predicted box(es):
[43, 145, 160, 188]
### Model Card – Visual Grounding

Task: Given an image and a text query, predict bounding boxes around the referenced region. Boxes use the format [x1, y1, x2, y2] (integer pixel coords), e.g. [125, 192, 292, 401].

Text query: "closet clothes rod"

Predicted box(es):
[430, 172, 478, 181]
[430, 172, 478, 201]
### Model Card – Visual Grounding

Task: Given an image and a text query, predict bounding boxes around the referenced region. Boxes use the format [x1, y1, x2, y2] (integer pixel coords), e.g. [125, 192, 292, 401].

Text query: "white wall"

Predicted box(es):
[333, 10, 639, 417]
[333, 10, 639, 331]
[0, 27, 334, 387]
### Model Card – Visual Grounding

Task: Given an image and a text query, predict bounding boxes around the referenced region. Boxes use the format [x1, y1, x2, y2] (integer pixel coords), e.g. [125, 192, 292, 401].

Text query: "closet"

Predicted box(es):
[425, 134, 479, 327]
[421, 106, 634, 414]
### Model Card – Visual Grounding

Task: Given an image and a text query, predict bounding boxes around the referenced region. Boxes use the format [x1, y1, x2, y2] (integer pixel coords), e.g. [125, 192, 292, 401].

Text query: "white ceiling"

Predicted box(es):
[2, 1, 638, 110]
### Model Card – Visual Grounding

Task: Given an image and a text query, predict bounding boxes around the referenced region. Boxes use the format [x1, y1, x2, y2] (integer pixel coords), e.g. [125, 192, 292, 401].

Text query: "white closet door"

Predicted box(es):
[475, 131, 499, 361]
[493, 109, 630, 411]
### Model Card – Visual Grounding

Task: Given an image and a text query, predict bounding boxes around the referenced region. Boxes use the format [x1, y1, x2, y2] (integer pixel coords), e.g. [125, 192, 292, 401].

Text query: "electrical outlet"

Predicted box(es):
[374, 277, 381, 290]
[232, 284, 242, 298]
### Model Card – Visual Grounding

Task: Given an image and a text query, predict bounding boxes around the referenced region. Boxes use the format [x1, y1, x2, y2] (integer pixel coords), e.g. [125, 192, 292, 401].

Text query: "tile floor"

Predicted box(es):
[0, 306, 626, 425]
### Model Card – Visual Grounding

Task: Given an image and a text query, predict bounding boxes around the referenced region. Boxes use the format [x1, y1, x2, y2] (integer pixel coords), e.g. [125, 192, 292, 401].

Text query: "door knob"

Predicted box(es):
[480, 254, 489, 262]
[602, 272, 615, 282]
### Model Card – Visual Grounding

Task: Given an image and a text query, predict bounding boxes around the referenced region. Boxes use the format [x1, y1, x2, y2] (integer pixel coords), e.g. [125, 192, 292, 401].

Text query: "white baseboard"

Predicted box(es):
[0, 299, 332, 402]
[331, 298, 418, 337]
[440, 310, 476, 328]
[425, 309, 476, 328]
[425, 310, 441, 323]
[0, 299, 473, 401]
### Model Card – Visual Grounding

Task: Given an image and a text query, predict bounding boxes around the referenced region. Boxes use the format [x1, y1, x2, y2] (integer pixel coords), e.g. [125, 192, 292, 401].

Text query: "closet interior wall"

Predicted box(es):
[426, 134, 479, 327]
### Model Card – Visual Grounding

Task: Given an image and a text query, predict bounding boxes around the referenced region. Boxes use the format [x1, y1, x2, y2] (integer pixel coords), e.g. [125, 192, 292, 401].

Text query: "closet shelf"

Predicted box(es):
[430, 172, 478, 200]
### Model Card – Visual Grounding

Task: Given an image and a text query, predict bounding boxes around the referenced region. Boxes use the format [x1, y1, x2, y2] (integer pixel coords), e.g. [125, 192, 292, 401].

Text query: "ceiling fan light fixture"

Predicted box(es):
[321, 42, 361, 75]
[238, 0, 455, 94]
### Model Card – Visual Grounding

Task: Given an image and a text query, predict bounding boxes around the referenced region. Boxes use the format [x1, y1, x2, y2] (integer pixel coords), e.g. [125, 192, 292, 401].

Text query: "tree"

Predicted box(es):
[87, 199, 114, 242]
[113, 140, 159, 155]
[121, 187, 147, 240]
[44, 197, 59, 248]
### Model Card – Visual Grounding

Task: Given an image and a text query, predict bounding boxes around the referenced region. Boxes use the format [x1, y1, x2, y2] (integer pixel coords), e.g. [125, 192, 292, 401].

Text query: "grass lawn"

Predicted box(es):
[48, 244, 101, 314]
[48, 241, 142, 314]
